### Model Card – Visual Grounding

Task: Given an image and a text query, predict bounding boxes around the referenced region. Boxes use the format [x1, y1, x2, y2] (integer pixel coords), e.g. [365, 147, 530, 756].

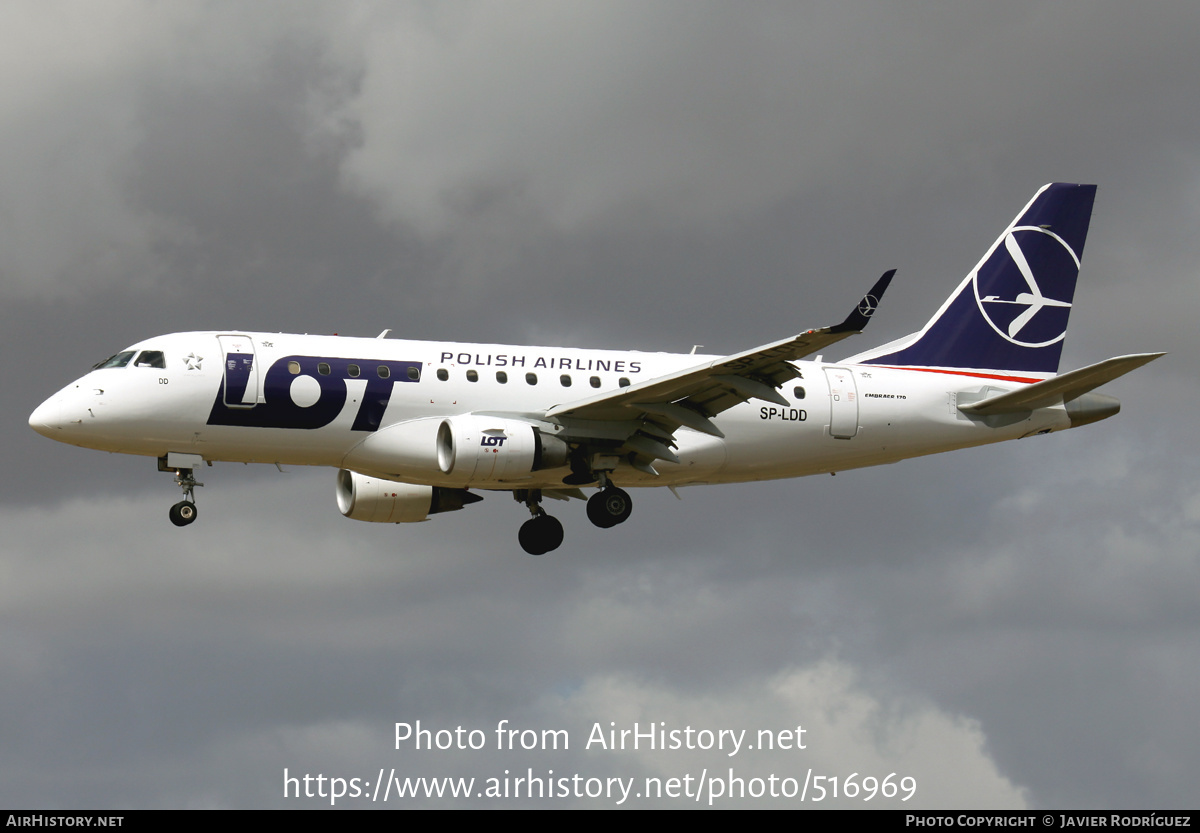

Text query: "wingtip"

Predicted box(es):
[831, 269, 896, 333]
[871, 268, 897, 301]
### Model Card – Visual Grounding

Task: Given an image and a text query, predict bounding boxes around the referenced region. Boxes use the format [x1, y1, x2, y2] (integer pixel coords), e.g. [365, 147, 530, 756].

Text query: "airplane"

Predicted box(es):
[28, 183, 1163, 555]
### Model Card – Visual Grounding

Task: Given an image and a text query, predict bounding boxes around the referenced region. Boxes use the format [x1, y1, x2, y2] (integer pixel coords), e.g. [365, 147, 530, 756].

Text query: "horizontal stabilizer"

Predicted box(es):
[958, 352, 1165, 415]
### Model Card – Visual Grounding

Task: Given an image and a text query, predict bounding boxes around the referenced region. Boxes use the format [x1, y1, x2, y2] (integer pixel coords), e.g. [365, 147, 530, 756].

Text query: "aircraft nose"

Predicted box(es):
[29, 388, 83, 438]
[29, 396, 64, 437]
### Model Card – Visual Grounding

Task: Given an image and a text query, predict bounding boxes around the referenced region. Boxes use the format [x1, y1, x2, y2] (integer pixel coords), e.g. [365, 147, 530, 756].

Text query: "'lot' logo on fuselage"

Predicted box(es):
[207, 355, 421, 431]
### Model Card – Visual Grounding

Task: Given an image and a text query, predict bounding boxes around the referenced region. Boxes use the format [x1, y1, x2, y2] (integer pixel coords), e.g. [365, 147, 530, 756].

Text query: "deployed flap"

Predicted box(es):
[544, 271, 895, 434]
[542, 488, 588, 502]
[958, 352, 1165, 415]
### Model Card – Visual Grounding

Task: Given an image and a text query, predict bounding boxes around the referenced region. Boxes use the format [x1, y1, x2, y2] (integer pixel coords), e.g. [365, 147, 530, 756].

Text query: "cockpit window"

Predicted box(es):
[134, 351, 166, 369]
[93, 351, 135, 370]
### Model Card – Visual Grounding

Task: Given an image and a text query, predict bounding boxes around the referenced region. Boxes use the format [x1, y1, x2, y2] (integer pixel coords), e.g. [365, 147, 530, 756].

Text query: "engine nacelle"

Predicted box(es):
[435, 415, 569, 481]
[335, 469, 482, 523]
[340, 415, 569, 485]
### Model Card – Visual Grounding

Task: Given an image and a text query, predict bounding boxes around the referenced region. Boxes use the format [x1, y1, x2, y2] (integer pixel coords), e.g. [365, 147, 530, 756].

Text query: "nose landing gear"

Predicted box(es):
[160, 453, 204, 527]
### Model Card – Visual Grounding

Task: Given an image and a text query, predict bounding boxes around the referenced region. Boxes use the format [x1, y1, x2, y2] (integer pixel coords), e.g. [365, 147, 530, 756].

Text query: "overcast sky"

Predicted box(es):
[4, 0, 1198, 809]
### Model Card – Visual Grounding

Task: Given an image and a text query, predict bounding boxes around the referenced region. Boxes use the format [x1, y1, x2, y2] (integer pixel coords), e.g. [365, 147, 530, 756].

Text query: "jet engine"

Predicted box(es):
[340, 415, 570, 486]
[435, 415, 569, 480]
[336, 469, 482, 523]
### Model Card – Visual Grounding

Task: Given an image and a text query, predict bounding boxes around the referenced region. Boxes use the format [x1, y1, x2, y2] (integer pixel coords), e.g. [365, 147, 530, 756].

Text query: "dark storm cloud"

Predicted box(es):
[4, 0, 1198, 808]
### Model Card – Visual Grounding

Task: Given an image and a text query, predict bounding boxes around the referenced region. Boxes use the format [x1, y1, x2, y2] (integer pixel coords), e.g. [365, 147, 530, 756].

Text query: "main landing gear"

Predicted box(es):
[515, 490, 564, 555]
[585, 469, 633, 530]
[513, 479, 634, 555]
[586, 486, 633, 529]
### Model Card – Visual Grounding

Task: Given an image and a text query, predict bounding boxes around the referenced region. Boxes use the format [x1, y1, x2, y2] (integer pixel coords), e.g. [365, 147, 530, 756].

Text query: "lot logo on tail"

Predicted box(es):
[975, 226, 1080, 348]
[849, 183, 1096, 375]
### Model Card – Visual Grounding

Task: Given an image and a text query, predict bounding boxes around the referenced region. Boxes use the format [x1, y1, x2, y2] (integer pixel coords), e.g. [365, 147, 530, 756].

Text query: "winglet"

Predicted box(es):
[830, 269, 896, 334]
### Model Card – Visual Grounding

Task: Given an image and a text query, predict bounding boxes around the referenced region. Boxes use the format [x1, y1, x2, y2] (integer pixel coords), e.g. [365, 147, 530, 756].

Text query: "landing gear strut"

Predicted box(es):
[515, 490, 563, 555]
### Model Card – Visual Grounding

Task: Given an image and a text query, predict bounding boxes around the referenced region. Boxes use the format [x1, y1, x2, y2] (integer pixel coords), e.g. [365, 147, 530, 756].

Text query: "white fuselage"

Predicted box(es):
[30, 331, 1067, 490]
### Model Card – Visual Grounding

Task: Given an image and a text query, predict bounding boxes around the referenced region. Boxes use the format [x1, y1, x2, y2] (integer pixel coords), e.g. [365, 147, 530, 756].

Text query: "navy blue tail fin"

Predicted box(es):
[845, 183, 1097, 377]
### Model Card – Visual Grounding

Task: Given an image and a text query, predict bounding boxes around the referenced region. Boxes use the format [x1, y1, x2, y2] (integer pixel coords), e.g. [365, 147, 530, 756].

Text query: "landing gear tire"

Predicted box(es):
[519, 514, 564, 555]
[587, 487, 632, 528]
[169, 501, 198, 527]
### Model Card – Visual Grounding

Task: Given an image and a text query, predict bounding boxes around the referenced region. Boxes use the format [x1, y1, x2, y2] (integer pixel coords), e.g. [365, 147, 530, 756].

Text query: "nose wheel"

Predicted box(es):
[169, 500, 198, 527]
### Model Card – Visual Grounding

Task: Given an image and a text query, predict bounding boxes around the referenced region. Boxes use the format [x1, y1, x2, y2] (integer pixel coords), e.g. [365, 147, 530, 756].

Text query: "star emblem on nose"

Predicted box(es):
[184, 353, 203, 370]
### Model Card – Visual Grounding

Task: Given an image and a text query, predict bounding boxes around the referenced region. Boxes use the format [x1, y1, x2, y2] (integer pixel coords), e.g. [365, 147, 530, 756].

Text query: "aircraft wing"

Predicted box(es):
[543, 271, 895, 444]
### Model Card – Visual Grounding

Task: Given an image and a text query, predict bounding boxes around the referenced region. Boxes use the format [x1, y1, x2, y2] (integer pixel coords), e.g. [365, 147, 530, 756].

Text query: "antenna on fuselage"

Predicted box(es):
[377, 329, 392, 339]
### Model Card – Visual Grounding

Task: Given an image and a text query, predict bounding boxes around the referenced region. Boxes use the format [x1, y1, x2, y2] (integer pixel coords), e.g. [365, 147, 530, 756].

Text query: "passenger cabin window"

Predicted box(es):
[437, 368, 449, 381]
[619, 377, 631, 388]
[590, 376, 601, 388]
[347, 364, 361, 378]
[377, 365, 390, 378]
[318, 362, 331, 376]
[560, 374, 572, 387]
[287, 361, 301, 375]
[496, 371, 508, 384]
[526, 373, 538, 385]
[407, 366, 420, 381]
[93, 351, 135, 370]
[793, 386, 805, 399]
[466, 370, 478, 382]
[134, 351, 165, 369]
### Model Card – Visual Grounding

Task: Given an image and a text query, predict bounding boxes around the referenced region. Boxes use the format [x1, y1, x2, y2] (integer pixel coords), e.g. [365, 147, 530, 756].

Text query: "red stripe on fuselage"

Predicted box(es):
[868, 365, 1044, 384]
